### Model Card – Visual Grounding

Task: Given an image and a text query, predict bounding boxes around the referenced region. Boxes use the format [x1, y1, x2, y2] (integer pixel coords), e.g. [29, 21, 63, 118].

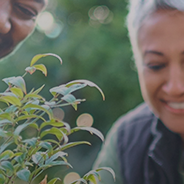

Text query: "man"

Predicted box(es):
[0, 0, 47, 59]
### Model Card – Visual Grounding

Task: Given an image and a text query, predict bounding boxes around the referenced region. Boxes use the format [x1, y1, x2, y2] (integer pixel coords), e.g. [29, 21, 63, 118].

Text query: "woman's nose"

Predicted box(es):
[162, 68, 184, 96]
[0, 3, 11, 34]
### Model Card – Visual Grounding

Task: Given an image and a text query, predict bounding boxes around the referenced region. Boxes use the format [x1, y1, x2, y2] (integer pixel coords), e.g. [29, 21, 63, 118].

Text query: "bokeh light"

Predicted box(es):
[37, 11, 54, 31]
[94, 6, 110, 21]
[77, 113, 94, 127]
[88, 5, 113, 26]
[53, 108, 65, 121]
[36, 11, 63, 38]
[63, 172, 80, 184]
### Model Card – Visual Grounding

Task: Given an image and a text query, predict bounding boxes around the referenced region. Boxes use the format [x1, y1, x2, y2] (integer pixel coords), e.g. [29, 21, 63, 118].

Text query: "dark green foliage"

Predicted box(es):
[0, 54, 114, 183]
[0, 0, 143, 176]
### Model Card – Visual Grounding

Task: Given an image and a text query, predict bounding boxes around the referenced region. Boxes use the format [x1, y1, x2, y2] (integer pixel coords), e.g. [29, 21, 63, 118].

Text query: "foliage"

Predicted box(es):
[0, 0, 143, 176]
[0, 54, 114, 184]
[70, 167, 115, 184]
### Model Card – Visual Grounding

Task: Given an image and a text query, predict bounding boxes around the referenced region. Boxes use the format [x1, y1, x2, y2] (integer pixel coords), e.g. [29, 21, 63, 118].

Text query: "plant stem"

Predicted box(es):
[22, 72, 27, 78]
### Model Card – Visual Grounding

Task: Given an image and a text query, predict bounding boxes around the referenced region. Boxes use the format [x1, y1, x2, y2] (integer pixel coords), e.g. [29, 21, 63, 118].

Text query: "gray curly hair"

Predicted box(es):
[127, 0, 184, 66]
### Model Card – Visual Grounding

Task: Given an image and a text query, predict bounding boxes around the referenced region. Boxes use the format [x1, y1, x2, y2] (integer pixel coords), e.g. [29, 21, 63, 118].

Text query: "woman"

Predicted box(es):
[94, 0, 184, 184]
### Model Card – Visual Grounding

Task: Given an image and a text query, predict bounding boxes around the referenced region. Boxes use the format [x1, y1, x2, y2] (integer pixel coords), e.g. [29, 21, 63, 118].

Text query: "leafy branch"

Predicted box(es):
[0, 53, 114, 184]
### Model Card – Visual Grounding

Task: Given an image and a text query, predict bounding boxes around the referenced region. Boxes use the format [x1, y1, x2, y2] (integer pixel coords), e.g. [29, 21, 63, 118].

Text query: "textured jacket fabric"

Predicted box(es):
[117, 103, 182, 184]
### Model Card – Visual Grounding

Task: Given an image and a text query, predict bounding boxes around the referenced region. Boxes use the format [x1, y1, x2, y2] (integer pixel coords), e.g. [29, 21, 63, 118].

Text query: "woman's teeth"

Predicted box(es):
[168, 102, 184, 109]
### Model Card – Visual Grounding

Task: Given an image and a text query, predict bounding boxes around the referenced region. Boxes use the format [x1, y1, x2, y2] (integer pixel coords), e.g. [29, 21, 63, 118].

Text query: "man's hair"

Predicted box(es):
[127, 0, 184, 66]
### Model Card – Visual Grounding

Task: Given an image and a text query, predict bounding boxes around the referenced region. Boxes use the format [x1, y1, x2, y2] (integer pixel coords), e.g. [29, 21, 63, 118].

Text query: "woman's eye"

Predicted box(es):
[145, 64, 166, 71]
[14, 3, 37, 19]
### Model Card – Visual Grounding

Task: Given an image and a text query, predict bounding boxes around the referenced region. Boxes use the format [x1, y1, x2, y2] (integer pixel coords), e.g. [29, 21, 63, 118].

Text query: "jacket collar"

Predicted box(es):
[148, 117, 182, 183]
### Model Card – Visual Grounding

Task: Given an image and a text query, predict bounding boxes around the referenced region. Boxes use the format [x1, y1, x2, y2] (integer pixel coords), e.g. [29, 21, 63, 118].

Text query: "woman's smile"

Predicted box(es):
[167, 101, 184, 109]
[162, 100, 184, 114]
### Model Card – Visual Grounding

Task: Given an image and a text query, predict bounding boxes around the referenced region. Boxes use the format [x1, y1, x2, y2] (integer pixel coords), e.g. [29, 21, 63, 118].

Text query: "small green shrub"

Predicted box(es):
[0, 54, 115, 184]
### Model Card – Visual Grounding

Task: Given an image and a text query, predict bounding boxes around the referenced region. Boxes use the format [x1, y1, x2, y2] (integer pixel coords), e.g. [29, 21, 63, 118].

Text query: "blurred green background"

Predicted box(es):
[0, 0, 143, 182]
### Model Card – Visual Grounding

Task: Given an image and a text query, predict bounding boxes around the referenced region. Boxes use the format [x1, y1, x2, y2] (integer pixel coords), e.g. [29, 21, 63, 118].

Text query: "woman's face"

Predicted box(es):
[138, 9, 184, 134]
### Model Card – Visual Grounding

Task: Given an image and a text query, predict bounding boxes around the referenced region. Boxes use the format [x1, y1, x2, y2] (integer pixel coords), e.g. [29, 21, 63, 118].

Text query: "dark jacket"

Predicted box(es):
[117, 103, 182, 184]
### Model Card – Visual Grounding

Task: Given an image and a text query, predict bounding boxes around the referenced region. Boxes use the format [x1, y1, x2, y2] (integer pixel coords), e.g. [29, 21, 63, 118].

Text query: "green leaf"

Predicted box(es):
[17, 169, 30, 182]
[66, 80, 105, 100]
[45, 152, 67, 164]
[0, 174, 5, 183]
[42, 139, 60, 146]
[29, 123, 39, 130]
[40, 160, 72, 169]
[0, 150, 14, 161]
[24, 93, 45, 101]
[83, 170, 101, 183]
[68, 83, 87, 93]
[0, 119, 12, 127]
[32, 152, 45, 166]
[40, 119, 65, 130]
[59, 128, 69, 144]
[14, 153, 26, 165]
[45, 101, 56, 106]
[70, 178, 87, 184]
[16, 114, 46, 123]
[48, 178, 61, 184]
[5, 105, 17, 113]
[62, 94, 76, 103]
[41, 105, 53, 113]
[0, 142, 13, 154]
[50, 83, 86, 96]
[86, 174, 97, 184]
[6, 76, 26, 94]
[0, 113, 11, 120]
[34, 64, 47, 76]
[14, 123, 33, 136]
[39, 142, 52, 151]
[22, 104, 52, 119]
[58, 141, 91, 151]
[62, 94, 79, 110]
[0, 129, 7, 137]
[26, 99, 40, 105]
[63, 122, 71, 133]
[32, 84, 45, 95]
[71, 102, 78, 111]
[90, 171, 101, 180]
[40, 127, 67, 142]
[10, 87, 24, 98]
[0, 112, 12, 121]
[30, 53, 62, 66]
[25, 66, 36, 74]
[50, 85, 70, 96]
[0, 96, 22, 106]
[2, 76, 16, 86]
[71, 127, 104, 141]
[95, 167, 116, 181]
[25, 161, 33, 167]
[0, 92, 17, 97]
[1, 161, 14, 172]
[23, 137, 38, 147]
[14, 152, 23, 157]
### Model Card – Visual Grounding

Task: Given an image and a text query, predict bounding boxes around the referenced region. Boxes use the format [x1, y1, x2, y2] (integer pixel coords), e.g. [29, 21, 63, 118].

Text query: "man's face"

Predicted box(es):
[0, 0, 47, 59]
[138, 10, 184, 135]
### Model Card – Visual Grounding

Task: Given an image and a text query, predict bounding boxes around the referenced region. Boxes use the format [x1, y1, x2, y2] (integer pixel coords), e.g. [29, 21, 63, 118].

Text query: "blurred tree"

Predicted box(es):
[0, 0, 143, 179]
